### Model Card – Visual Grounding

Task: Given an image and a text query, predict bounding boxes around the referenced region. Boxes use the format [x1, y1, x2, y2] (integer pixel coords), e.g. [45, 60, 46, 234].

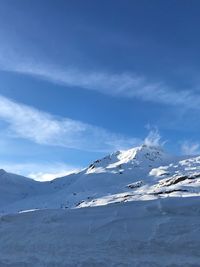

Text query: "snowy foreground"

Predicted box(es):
[1, 145, 200, 266]
[1, 197, 200, 267]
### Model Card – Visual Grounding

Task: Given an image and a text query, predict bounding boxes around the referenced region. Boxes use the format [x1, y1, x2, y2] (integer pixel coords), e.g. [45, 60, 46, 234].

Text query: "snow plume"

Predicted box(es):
[144, 128, 162, 147]
[181, 141, 200, 155]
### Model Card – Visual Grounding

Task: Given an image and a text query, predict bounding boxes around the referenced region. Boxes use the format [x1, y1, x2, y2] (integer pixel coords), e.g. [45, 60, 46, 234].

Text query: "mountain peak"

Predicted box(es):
[86, 144, 168, 175]
[118, 144, 164, 161]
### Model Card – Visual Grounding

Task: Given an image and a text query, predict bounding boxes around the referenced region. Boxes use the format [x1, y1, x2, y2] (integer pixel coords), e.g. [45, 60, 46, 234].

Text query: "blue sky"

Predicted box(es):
[0, 0, 200, 180]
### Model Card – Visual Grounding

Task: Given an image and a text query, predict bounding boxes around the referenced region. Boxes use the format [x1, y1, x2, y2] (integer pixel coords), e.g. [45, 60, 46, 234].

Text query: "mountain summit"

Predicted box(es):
[85, 144, 171, 175]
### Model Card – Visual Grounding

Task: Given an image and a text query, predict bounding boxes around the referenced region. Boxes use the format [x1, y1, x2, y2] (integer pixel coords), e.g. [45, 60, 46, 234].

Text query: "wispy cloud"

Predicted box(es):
[1, 54, 200, 110]
[181, 141, 200, 155]
[0, 95, 140, 152]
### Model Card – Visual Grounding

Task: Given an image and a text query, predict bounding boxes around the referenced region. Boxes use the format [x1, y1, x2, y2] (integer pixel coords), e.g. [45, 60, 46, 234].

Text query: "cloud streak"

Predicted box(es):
[1, 54, 200, 110]
[0, 95, 140, 152]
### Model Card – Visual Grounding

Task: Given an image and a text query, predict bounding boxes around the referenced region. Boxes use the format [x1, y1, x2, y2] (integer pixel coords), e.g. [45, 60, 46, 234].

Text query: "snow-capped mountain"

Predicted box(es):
[85, 144, 170, 174]
[2, 144, 200, 267]
[1, 144, 200, 214]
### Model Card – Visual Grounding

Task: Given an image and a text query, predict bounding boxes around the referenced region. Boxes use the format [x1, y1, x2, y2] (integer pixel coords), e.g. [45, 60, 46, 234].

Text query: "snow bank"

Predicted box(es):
[1, 197, 200, 266]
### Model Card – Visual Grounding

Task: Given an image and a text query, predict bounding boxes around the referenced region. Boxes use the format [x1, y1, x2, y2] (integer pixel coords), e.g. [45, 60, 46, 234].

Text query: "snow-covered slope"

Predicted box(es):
[0, 169, 56, 213]
[1, 197, 200, 267]
[0, 169, 41, 209]
[1, 144, 200, 214]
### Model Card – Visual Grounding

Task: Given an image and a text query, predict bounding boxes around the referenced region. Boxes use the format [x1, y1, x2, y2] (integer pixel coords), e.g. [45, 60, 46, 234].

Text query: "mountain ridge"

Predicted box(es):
[1, 144, 200, 214]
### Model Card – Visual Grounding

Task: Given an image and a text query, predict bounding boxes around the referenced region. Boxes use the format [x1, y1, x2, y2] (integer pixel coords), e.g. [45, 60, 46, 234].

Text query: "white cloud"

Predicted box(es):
[0, 161, 80, 181]
[28, 170, 79, 181]
[0, 95, 140, 152]
[1, 53, 200, 110]
[181, 141, 200, 155]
